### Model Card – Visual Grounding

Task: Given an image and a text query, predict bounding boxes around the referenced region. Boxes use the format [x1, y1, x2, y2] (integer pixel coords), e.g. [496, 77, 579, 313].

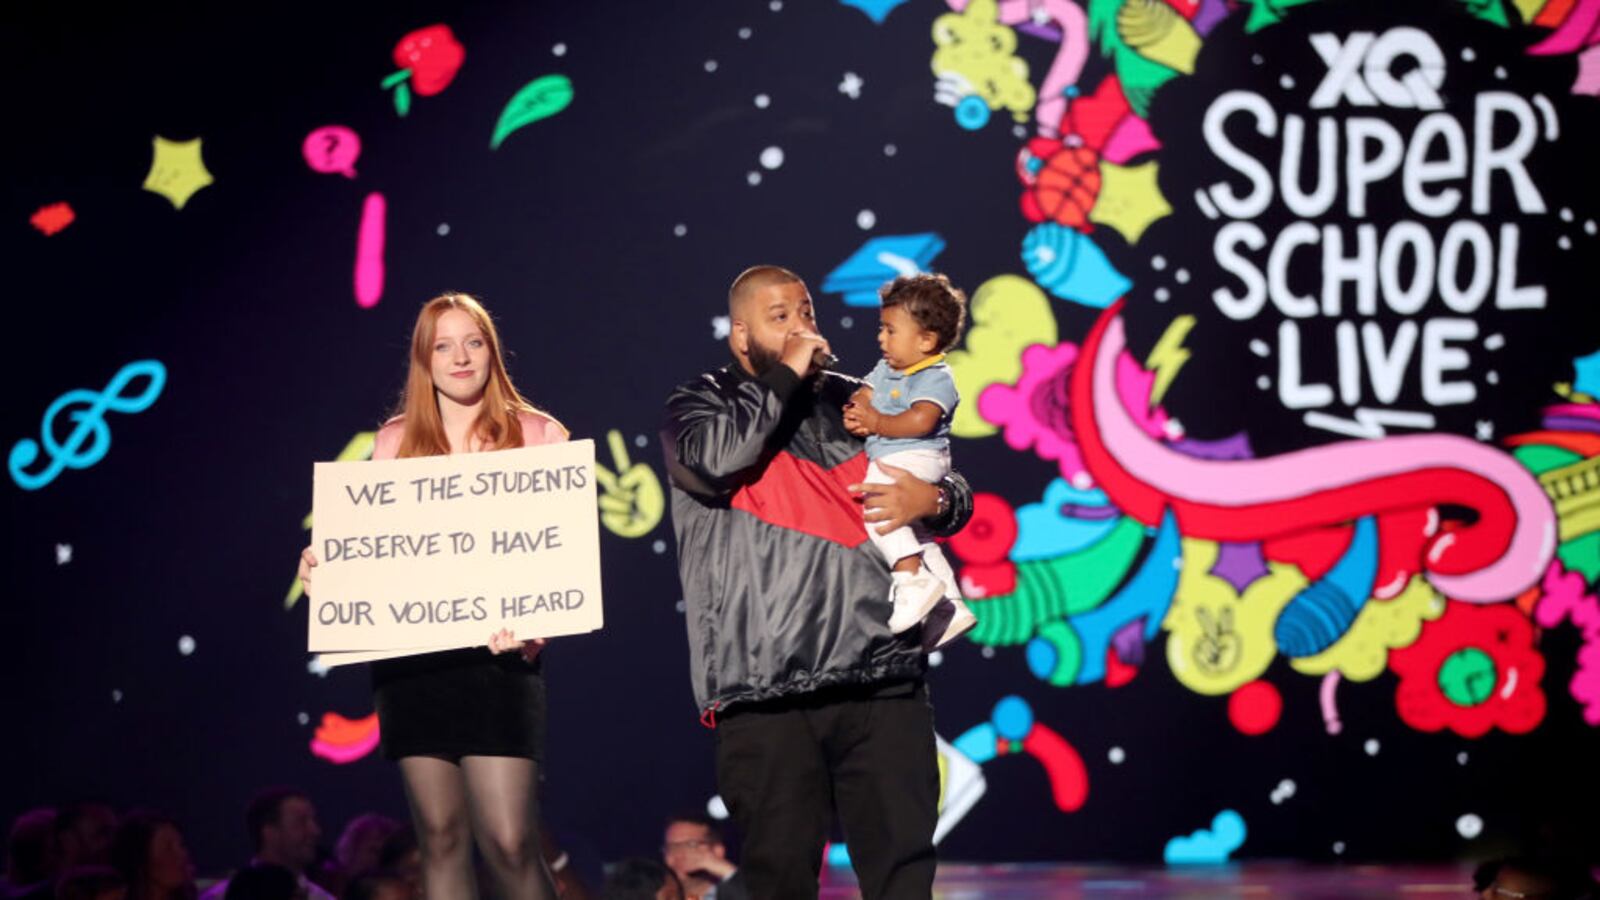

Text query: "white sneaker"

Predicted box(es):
[922, 597, 977, 651]
[888, 571, 945, 633]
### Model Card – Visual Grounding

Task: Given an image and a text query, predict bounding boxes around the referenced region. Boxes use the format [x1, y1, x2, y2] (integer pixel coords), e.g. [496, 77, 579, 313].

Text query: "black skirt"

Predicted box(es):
[372, 648, 546, 761]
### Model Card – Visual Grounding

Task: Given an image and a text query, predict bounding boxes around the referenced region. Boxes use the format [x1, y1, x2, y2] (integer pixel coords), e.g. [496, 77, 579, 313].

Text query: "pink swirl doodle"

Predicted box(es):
[1070, 303, 1557, 603]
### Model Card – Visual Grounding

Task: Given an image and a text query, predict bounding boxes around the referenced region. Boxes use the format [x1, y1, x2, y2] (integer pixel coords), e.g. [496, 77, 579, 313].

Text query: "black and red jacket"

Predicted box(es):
[661, 360, 972, 718]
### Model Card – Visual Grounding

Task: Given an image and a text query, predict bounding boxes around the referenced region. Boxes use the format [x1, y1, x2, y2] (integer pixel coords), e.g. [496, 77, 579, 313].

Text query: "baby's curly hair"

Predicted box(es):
[878, 273, 967, 352]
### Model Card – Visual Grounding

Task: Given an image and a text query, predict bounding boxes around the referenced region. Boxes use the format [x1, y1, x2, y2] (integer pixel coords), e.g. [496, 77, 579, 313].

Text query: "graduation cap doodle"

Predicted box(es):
[821, 233, 947, 307]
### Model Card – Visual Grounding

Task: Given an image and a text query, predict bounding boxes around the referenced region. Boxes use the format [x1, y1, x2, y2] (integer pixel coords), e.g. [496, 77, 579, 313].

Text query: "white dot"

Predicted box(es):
[1495, 66, 1508, 80]
[707, 795, 730, 820]
[1249, 339, 1271, 357]
[652, 540, 667, 554]
[1586, 220, 1597, 235]
[1461, 48, 1476, 61]
[856, 209, 876, 230]
[552, 43, 568, 57]
[308, 659, 330, 677]
[1151, 255, 1167, 270]
[1333, 841, 1346, 855]
[754, 93, 771, 108]
[1486, 370, 1500, 385]
[673, 223, 687, 237]
[746, 171, 762, 186]
[297, 712, 310, 725]
[738, 27, 753, 39]
[436, 223, 450, 236]
[1175, 268, 1191, 284]
[1280, 75, 1296, 90]
[1154, 287, 1170, 302]
[1560, 207, 1575, 221]
[1012, 125, 1029, 139]
[980, 645, 996, 659]
[1364, 738, 1380, 756]
[111, 689, 123, 704]
[840, 316, 854, 329]
[928, 651, 944, 667]
[1108, 747, 1126, 764]
[634, 434, 648, 448]
[704, 59, 719, 73]
[675, 600, 687, 613]
[177, 635, 196, 656]
[1251, 54, 1264, 65]
[883, 143, 898, 157]
[1256, 375, 1271, 391]
[770, 0, 782, 9]
[1457, 751, 1469, 765]
[760, 146, 785, 170]
[1559, 236, 1572, 250]
[1457, 813, 1484, 840]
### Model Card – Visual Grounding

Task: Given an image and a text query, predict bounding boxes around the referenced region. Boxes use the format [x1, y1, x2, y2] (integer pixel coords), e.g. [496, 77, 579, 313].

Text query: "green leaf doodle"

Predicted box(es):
[490, 74, 573, 149]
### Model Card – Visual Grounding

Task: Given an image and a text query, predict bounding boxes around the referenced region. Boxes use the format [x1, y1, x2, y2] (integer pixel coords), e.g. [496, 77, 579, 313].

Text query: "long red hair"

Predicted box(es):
[393, 293, 542, 458]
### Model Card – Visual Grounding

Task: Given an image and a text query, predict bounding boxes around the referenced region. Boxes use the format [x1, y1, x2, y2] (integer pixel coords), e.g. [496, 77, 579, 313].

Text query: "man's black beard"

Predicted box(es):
[746, 341, 783, 378]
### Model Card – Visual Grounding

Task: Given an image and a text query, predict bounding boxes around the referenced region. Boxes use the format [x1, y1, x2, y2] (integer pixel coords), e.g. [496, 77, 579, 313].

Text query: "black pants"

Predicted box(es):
[714, 681, 939, 900]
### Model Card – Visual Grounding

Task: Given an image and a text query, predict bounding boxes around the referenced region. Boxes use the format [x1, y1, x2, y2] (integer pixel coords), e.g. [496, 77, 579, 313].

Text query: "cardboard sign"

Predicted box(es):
[308, 439, 603, 655]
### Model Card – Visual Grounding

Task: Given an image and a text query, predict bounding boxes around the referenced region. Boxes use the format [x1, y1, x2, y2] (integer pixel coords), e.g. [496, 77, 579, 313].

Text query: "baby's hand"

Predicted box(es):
[844, 386, 878, 436]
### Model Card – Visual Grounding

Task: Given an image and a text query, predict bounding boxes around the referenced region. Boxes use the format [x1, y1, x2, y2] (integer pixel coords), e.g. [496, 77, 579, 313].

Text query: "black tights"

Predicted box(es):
[398, 755, 556, 900]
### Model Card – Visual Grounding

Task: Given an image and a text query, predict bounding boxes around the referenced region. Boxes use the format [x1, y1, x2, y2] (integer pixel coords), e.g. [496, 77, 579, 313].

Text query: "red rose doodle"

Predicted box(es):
[383, 24, 465, 116]
[1389, 601, 1546, 738]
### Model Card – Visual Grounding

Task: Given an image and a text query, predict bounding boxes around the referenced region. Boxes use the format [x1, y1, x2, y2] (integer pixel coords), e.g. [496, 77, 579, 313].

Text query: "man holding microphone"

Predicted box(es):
[661, 265, 973, 899]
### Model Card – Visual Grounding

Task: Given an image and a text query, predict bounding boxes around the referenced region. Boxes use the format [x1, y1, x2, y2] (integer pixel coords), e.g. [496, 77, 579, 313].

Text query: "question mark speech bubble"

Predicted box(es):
[302, 126, 361, 178]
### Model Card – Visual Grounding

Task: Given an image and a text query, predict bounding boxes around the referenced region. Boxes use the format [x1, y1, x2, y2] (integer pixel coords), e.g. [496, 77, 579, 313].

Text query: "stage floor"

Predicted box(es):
[816, 862, 1474, 898]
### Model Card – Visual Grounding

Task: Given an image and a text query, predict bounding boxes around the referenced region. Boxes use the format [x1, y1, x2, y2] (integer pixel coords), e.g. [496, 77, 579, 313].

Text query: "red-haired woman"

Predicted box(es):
[299, 293, 565, 900]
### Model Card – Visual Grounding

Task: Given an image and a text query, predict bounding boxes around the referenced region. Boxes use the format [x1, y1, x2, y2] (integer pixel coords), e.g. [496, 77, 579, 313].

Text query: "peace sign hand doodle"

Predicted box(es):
[593, 430, 664, 539]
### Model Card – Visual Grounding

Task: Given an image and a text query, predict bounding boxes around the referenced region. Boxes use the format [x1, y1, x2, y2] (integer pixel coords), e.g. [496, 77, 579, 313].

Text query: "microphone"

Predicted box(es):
[813, 349, 839, 370]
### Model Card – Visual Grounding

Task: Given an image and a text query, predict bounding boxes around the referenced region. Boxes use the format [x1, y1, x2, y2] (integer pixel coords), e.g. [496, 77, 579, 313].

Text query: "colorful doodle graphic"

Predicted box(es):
[10, 360, 167, 491]
[1164, 810, 1246, 864]
[353, 192, 386, 308]
[384, 24, 465, 116]
[311, 711, 381, 764]
[29, 202, 74, 236]
[143, 137, 213, 209]
[302, 126, 361, 178]
[823, 234, 948, 307]
[916, 0, 1600, 855]
[594, 430, 665, 538]
[490, 75, 574, 150]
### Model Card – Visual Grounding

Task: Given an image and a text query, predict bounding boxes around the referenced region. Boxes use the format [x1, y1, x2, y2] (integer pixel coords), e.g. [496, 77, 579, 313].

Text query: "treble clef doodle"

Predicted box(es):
[9, 360, 167, 491]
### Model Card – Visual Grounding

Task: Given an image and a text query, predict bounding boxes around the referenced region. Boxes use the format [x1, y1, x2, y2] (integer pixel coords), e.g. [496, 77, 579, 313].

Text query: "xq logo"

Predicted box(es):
[1309, 27, 1447, 110]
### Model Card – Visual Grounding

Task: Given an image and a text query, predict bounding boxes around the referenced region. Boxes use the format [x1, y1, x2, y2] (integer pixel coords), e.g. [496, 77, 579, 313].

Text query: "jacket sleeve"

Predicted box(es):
[662, 366, 801, 501]
[927, 469, 974, 537]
